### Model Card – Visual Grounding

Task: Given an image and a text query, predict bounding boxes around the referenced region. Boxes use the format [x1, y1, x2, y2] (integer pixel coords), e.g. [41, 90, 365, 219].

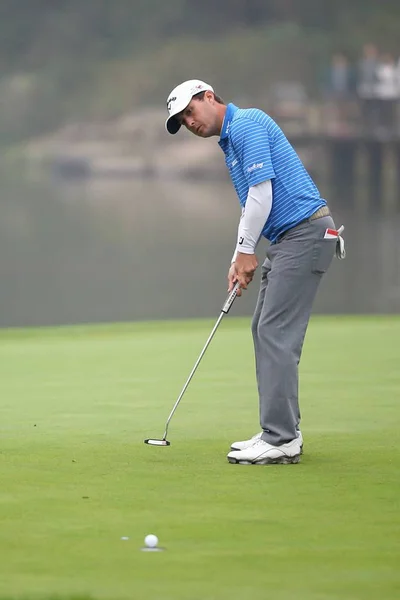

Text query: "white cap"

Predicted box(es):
[165, 79, 214, 134]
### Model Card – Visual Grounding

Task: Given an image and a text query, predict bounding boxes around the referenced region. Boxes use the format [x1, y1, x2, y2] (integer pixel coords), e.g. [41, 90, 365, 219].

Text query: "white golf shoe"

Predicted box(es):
[231, 430, 303, 453]
[227, 437, 302, 465]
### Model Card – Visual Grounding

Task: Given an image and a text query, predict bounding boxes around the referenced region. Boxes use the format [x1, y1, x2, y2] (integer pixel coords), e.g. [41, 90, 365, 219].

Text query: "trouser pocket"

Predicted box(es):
[311, 239, 336, 274]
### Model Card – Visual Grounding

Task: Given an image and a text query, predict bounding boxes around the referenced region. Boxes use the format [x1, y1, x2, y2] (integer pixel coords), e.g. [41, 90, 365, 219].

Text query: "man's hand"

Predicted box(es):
[235, 253, 258, 291]
[228, 263, 242, 296]
[228, 253, 258, 296]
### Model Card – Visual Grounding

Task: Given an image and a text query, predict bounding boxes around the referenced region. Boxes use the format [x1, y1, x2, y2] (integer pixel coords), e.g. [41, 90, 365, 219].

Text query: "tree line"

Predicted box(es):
[1, 0, 399, 72]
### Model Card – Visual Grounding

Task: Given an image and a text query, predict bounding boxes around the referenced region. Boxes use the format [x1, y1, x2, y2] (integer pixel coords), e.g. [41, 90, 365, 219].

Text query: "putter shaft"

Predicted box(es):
[162, 282, 239, 440]
[162, 312, 224, 440]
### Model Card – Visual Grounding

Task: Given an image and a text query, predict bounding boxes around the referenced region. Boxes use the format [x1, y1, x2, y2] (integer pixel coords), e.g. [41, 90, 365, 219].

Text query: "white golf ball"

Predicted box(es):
[144, 534, 158, 548]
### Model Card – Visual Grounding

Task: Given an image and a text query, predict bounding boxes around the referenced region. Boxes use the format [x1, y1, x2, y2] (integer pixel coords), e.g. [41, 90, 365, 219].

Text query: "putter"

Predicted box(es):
[144, 282, 240, 447]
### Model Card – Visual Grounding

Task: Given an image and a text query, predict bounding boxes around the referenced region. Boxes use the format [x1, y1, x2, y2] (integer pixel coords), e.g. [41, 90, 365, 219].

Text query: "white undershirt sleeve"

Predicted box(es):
[231, 179, 272, 262]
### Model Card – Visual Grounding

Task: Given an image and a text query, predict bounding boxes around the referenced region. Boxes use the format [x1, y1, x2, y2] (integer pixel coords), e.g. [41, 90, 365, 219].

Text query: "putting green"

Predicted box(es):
[0, 316, 399, 600]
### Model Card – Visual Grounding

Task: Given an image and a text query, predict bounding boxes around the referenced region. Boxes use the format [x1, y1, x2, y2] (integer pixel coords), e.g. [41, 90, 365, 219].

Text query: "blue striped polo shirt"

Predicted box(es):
[218, 103, 326, 243]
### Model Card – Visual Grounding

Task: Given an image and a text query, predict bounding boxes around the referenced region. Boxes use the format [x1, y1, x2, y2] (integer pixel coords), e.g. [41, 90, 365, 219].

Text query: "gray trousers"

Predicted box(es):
[252, 215, 336, 446]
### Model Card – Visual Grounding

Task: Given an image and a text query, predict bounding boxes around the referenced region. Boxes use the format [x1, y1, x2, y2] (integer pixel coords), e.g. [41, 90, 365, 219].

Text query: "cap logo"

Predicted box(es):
[190, 84, 205, 95]
[167, 96, 177, 112]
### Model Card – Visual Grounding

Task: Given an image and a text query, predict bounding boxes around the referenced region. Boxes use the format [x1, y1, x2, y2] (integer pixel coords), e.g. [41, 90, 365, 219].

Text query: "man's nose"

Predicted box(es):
[184, 116, 195, 129]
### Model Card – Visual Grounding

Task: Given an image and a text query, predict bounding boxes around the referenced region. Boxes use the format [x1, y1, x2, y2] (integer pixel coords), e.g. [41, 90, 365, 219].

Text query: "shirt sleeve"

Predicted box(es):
[231, 118, 275, 187]
[231, 180, 273, 261]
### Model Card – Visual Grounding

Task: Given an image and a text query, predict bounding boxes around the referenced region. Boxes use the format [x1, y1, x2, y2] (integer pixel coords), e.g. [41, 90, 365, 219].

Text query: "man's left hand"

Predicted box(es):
[234, 252, 258, 290]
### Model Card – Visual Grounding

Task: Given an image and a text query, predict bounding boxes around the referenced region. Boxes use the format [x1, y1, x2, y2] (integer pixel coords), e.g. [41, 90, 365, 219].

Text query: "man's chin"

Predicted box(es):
[196, 127, 212, 138]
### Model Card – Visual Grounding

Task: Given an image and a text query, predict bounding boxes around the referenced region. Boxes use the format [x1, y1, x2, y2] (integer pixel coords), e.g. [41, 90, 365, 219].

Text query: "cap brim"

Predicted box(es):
[165, 93, 193, 134]
[165, 116, 182, 135]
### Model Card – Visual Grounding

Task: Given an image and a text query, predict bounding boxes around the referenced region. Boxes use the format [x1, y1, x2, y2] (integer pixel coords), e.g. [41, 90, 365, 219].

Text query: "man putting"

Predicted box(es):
[165, 80, 344, 465]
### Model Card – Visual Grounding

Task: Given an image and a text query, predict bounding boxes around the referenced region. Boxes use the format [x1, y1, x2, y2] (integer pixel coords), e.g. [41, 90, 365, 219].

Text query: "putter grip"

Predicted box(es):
[221, 282, 240, 314]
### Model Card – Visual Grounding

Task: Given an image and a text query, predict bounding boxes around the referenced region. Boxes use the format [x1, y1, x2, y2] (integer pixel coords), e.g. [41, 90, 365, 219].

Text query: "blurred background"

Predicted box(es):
[1, 0, 400, 327]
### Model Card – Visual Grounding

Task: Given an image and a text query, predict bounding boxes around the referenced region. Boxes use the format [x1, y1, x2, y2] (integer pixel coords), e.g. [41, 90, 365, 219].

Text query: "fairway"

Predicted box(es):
[0, 316, 399, 600]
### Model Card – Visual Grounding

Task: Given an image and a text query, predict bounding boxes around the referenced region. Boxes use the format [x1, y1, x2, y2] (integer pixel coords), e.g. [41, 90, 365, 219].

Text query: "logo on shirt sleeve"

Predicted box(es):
[247, 162, 264, 173]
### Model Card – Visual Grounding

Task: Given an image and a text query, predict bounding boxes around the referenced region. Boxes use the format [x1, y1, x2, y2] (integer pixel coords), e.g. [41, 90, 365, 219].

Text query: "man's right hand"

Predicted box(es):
[227, 263, 243, 297]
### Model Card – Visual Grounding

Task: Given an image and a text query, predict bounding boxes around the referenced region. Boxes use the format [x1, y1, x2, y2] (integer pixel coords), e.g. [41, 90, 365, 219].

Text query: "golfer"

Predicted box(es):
[165, 80, 344, 465]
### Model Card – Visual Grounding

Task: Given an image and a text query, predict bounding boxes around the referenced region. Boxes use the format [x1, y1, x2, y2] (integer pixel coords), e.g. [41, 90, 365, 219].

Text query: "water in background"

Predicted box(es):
[1, 166, 399, 328]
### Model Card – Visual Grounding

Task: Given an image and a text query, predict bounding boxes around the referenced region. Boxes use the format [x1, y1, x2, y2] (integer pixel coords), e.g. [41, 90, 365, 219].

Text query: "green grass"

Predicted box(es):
[0, 316, 399, 600]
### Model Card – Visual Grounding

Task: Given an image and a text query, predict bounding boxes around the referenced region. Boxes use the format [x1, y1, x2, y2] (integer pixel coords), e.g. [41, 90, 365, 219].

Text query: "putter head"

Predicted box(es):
[144, 438, 171, 446]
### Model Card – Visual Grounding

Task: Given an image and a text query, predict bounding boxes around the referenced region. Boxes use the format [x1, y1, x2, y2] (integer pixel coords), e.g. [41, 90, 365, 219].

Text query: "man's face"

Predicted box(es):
[177, 92, 220, 138]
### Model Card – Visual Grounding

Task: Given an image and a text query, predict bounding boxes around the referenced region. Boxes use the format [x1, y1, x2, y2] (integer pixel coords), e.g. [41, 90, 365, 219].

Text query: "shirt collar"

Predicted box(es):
[219, 103, 238, 141]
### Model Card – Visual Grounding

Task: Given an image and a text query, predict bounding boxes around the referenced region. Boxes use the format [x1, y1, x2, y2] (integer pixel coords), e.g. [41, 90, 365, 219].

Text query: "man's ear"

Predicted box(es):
[205, 90, 215, 103]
